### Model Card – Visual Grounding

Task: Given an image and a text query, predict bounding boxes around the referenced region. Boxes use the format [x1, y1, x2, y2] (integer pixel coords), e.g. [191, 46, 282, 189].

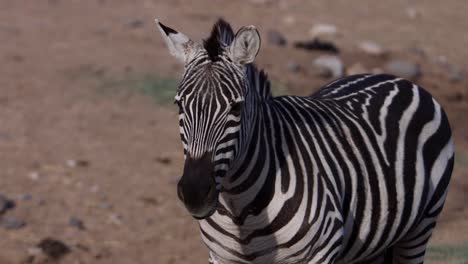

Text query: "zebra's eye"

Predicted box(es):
[230, 102, 242, 115]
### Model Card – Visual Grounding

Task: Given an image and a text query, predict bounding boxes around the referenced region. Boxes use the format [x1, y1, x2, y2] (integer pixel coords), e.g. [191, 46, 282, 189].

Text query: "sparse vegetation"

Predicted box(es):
[99, 74, 292, 104]
[99, 73, 179, 105]
[455, 152, 468, 166]
[427, 243, 468, 264]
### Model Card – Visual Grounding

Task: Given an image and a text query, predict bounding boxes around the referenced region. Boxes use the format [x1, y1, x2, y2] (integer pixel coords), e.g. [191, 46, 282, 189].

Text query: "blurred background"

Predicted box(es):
[0, 0, 467, 263]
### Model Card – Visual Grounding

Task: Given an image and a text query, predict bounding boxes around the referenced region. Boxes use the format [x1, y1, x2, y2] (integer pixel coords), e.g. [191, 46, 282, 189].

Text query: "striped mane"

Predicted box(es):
[204, 19, 272, 100]
[203, 19, 234, 61]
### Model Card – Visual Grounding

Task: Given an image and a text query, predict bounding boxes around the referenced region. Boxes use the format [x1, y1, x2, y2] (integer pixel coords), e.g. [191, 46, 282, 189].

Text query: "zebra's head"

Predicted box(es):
[156, 19, 261, 219]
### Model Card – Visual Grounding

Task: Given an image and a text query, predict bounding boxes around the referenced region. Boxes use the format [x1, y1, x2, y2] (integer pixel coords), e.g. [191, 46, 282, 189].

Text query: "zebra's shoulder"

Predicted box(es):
[311, 73, 403, 98]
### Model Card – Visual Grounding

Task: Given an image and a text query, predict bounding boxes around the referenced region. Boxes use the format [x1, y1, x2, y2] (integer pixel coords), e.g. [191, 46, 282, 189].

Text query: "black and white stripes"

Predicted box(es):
[156, 19, 454, 264]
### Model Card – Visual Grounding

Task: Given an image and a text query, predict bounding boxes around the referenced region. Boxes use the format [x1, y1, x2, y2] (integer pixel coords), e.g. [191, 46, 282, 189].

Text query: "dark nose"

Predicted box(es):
[177, 153, 218, 218]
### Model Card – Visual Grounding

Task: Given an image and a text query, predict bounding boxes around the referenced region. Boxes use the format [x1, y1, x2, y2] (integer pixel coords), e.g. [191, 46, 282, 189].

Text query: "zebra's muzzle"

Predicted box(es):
[177, 153, 219, 219]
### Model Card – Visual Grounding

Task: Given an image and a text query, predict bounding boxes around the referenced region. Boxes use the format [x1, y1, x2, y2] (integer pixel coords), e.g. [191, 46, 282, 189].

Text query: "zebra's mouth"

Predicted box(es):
[190, 184, 219, 219]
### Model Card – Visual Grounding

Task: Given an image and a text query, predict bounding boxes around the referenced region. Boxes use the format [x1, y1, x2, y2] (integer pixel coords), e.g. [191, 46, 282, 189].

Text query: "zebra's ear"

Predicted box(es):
[155, 19, 201, 64]
[229, 25, 261, 65]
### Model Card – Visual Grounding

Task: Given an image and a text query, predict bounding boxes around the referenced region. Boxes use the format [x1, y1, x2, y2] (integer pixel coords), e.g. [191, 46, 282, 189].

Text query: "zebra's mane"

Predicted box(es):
[203, 19, 234, 61]
[203, 19, 272, 99]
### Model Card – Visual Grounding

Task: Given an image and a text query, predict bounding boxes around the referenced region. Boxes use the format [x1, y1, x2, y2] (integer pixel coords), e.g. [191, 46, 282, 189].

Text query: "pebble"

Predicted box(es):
[405, 7, 421, 19]
[27, 246, 43, 256]
[125, 18, 144, 28]
[89, 185, 100, 193]
[156, 157, 171, 165]
[98, 201, 113, 210]
[308, 23, 338, 39]
[108, 213, 123, 225]
[447, 65, 464, 83]
[0, 132, 11, 141]
[446, 92, 464, 102]
[28, 171, 40, 181]
[267, 30, 287, 46]
[69, 216, 85, 230]
[66, 159, 90, 168]
[19, 193, 32, 201]
[37, 238, 71, 260]
[433, 55, 449, 67]
[0, 216, 26, 229]
[311, 55, 344, 79]
[384, 59, 421, 79]
[0, 194, 15, 214]
[358, 41, 386, 56]
[294, 39, 339, 53]
[249, 0, 275, 5]
[408, 47, 426, 58]
[287, 61, 301, 73]
[346, 63, 369, 76]
[282, 15, 296, 25]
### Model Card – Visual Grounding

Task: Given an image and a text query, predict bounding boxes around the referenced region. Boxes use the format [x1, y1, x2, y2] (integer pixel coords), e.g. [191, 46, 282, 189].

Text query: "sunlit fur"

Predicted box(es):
[172, 20, 454, 264]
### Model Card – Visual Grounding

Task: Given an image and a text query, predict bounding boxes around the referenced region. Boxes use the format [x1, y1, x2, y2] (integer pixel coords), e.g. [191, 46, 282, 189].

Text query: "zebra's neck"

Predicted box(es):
[218, 95, 279, 224]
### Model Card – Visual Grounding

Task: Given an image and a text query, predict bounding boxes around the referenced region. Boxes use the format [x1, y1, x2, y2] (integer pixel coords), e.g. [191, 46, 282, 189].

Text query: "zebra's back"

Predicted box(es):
[273, 74, 454, 262]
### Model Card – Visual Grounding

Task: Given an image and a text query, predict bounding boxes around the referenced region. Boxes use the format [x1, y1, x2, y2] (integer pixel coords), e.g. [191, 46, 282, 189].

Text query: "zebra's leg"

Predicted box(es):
[391, 215, 439, 264]
[356, 248, 393, 264]
[391, 186, 449, 264]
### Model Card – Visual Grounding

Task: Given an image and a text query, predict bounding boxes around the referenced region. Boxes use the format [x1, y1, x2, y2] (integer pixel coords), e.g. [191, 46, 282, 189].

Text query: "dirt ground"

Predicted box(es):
[0, 1, 467, 263]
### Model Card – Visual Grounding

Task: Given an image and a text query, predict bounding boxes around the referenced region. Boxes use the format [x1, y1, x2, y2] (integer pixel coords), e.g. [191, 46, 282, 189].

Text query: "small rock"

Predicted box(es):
[27, 246, 43, 256]
[19, 193, 32, 201]
[308, 23, 338, 39]
[156, 157, 172, 165]
[282, 15, 295, 25]
[37, 199, 46, 206]
[346, 63, 369, 76]
[433, 55, 449, 68]
[0, 132, 11, 141]
[405, 7, 420, 19]
[287, 61, 301, 73]
[0, 216, 26, 229]
[267, 30, 287, 46]
[125, 18, 144, 28]
[447, 66, 464, 83]
[408, 47, 426, 58]
[146, 218, 155, 225]
[28, 171, 40, 181]
[139, 197, 159, 206]
[311, 55, 344, 79]
[446, 92, 464, 102]
[89, 185, 99, 193]
[384, 59, 421, 79]
[0, 194, 15, 214]
[69, 216, 85, 230]
[358, 41, 387, 56]
[94, 28, 109, 36]
[37, 238, 71, 260]
[294, 38, 339, 53]
[108, 213, 123, 225]
[249, 0, 275, 5]
[98, 202, 112, 210]
[66, 159, 90, 168]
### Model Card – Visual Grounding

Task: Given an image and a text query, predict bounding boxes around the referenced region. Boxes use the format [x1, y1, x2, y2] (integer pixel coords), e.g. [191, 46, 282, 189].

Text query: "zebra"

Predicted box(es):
[155, 18, 454, 264]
